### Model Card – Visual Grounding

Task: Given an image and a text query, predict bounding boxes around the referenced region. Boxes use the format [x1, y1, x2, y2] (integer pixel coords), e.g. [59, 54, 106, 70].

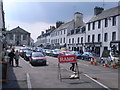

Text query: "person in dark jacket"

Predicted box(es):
[8, 49, 15, 66]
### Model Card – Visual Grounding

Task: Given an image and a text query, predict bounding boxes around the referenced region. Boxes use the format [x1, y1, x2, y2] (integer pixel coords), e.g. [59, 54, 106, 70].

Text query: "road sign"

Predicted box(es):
[58, 55, 77, 63]
[58, 55, 80, 81]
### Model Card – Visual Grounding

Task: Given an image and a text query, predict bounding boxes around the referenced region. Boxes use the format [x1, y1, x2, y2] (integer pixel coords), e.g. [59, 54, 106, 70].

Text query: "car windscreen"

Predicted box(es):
[26, 51, 32, 54]
[32, 53, 44, 57]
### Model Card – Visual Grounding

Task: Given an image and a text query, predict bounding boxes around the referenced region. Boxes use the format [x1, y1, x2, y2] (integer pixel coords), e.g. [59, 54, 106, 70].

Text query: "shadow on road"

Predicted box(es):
[2, 66, 20, 89]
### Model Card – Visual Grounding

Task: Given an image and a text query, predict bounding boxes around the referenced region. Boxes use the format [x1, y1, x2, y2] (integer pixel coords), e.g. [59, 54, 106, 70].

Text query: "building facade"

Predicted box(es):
[0, 0, 5, 60]
[36, 5, 120, 57]
[86, 6, 120, 56]
[36, 26, 55, 48]
[6, 26, 31, 46]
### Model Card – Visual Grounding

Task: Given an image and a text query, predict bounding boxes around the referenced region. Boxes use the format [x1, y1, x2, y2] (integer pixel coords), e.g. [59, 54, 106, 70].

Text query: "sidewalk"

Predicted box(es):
[2, 65, 28, 89]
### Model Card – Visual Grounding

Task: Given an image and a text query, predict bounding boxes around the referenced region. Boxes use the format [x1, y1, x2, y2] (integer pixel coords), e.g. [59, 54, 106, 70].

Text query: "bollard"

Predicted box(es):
[104, 59, 108, 67]
[111, 59, 116, 69]
[93, 58, 97, 65]
[90, 58, 94, 64]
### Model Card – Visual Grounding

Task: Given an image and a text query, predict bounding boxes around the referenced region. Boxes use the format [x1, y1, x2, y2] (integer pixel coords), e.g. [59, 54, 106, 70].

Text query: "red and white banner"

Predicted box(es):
[58, 55, 77, 63]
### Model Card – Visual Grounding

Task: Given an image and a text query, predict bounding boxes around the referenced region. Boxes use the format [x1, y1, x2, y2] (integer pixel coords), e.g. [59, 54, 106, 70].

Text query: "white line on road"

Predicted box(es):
[26, 73, 32, 90]
[84, 74, 111, 90]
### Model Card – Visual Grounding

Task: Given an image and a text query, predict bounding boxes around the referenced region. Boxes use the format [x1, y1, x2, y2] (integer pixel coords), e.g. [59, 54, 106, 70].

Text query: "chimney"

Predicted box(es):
[56, 21, 64, 28]
[74, 12, 84, 28]
[41, 31, 44, 35]
[94, 7, 104, 15]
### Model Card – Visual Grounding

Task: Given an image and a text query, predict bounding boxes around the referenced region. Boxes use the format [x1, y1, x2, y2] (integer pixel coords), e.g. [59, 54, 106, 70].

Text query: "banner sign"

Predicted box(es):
[58, 55, 77, 63]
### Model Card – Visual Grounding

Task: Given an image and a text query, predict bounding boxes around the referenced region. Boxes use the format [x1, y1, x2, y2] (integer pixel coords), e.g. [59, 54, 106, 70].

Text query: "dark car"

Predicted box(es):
[24, 50, 33, 61]
[69, 51, 82, 59]
[29, 52, 47, 66]
[81, 52, 100, 61]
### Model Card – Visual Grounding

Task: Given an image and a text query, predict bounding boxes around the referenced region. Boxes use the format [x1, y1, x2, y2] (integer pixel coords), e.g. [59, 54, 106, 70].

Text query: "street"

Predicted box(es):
[2, 50, 118, 89]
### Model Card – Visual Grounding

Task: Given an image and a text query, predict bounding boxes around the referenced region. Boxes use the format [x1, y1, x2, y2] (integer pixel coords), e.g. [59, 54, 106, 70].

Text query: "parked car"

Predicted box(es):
[19, 47, 30, 58]
[101, 50, 120, 63]
[24, 50, 33, 61]
[59, 51, 73, 56]
[81, 52, 100, 61]
[69, 51, 82, 59]
[109, 51, 120, 63]
[52, 49, 61, 57]
[45, 49, 52, 56]
[29, 52, 47, 66]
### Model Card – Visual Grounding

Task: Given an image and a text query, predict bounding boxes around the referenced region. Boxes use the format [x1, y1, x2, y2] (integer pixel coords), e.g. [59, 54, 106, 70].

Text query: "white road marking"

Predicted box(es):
[84, 74, 111, 90]
[26, 73, 32, 89]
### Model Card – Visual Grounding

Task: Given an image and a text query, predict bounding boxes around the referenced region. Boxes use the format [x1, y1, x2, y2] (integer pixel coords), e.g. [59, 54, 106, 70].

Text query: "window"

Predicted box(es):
[61, 30, 62, 35]
[92, 22, 95, 30]
[23, 35, 27, 40]
[69, 39, 71, 44]
[92, 34, 95, 42]
[112, 16, 116, 26]
[105, 18, 108, 27]
[98, 20, 101, 29]
[88, 23, 90, 31]
[60, 38, 62, 43]
[104, 33, 108, 42]
[88, 35, 90, 42]
[112, 32, 116, 41]
[64, 30, 66, 34]
[56, 39, 57, 43]
[58, 39, 59, 43]
[81, 37, 83, 43]
[71, 30, 74, 34]
[98, 34, 101, 42]
[77, 37, 80, 43]
[72, 38, 74, 43]
[63, 37, 65, 43]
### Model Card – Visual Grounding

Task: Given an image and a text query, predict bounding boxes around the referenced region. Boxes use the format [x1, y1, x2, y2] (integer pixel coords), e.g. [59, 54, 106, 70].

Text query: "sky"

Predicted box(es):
[3, 0, 119, 42]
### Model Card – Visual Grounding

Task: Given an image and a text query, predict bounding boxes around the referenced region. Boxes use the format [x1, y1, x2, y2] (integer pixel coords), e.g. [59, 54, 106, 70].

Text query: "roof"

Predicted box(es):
[52, 20, 74, 32]
[8, 26, 30, 34]
[88, 5, 120, 23]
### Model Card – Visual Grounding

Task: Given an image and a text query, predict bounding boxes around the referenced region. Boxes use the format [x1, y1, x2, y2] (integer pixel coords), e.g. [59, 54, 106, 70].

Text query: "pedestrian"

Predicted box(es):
[8, 49, 15, 66]
[14, 50, 20, 67]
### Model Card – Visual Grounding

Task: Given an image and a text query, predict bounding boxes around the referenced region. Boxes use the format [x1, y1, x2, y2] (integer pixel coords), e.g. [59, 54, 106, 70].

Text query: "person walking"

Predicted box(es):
[8, 49, 15, 66]
[14, 50, 20, 67]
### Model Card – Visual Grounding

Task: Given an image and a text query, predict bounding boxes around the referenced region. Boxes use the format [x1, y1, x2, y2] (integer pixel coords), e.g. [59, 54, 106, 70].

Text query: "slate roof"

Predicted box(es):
[52, 20, 74, 32]
[8, 26, 30, 34]
[88, 5, 120, 23]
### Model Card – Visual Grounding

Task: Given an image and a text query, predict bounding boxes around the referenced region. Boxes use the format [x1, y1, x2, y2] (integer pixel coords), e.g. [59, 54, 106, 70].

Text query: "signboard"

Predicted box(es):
[58, 55, 77, 63]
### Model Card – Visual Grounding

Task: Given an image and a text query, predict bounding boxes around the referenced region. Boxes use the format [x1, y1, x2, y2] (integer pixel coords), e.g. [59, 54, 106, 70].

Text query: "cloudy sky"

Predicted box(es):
[3, 0, 119, 42]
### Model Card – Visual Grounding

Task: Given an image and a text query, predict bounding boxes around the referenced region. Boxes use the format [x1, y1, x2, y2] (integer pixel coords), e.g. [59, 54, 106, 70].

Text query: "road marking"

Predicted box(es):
[84, 74, 111, 90]
[26, 73, 32, 90]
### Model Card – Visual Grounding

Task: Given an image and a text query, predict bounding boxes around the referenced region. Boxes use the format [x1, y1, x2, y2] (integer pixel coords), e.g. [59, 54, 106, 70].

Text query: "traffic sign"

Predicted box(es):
[58, 55, 77, 63]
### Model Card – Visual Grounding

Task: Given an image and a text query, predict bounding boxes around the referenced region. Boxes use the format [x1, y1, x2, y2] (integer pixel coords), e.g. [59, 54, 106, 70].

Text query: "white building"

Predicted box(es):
[36, 5, 120, 57]
[0, 0, 5, 55]
[86, 6, 120, 56]
[36, 26, 55, 48]
[50, 12, 85, 49]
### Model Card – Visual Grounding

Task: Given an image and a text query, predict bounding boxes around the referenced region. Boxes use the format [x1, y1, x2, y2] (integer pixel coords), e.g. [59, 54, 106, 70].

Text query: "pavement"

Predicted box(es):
[2, 65, 28, 89]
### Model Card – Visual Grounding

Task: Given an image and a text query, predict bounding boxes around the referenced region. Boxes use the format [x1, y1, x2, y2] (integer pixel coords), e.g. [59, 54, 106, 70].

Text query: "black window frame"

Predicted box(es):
[98, 20, 101, 29]
[105, 18, 108, 27]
